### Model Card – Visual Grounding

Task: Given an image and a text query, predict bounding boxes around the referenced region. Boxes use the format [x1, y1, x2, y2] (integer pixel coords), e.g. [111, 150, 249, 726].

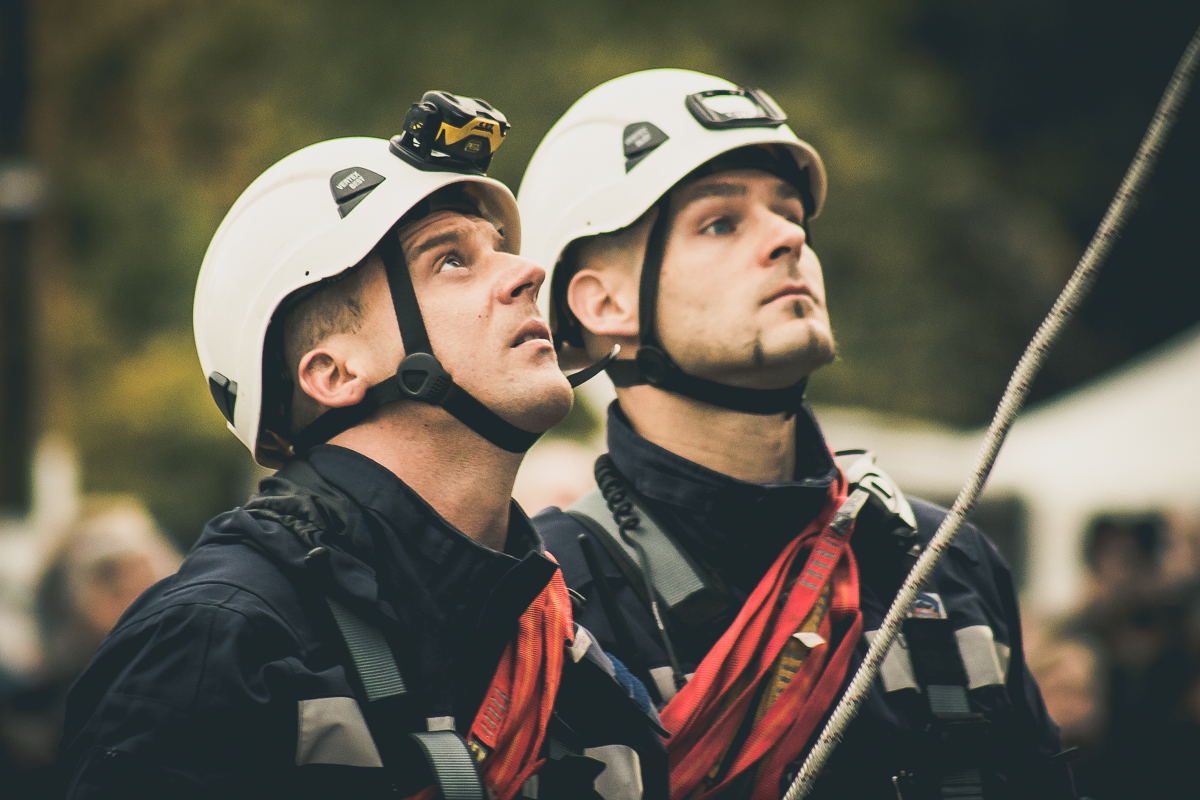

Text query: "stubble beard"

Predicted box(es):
[751, 299, 837, 377]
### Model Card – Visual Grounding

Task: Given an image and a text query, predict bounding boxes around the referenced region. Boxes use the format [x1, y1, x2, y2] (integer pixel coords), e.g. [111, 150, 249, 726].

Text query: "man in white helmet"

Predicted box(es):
[520, 70, 1077, 800]
[61, 91, 666, 800]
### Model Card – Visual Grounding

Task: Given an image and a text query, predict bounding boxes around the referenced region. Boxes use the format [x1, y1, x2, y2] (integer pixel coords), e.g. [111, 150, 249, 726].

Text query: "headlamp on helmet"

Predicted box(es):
[391, 91, 510, 174]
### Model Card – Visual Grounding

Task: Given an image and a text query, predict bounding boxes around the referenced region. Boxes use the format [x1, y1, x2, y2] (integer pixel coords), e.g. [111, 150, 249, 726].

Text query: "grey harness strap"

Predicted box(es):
[322, 597, 484, 800]
[569, 488, 709, 610]
[326, 598, 408, 702]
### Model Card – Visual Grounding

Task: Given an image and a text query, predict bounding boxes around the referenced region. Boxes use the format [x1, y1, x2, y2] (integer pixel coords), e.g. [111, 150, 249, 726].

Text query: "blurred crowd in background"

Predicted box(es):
[1, 0, 1199, 798]
[4, 438, 1200, 798]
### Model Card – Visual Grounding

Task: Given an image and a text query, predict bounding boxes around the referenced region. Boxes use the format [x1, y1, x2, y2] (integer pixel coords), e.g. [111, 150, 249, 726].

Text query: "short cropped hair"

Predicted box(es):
[282, 266, 369, 380]
[259, 258, 371, 444]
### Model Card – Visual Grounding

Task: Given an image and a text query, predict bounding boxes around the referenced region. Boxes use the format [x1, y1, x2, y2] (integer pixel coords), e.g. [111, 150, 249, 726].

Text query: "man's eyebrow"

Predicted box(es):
[406, 219, 504, 261]
[676, 181, 747, 205]
[409, 229, 465, 260]
[775, 182, 802, 201]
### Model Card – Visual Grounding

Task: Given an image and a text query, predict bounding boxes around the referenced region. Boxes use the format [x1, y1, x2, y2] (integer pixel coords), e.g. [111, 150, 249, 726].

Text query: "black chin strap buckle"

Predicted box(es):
[634, 346, 671, 386]
[397, 353, 452, 405]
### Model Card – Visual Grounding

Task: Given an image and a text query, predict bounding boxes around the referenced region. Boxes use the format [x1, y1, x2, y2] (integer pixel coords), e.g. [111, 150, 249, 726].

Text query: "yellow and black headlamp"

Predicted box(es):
[390, 91, 510, 174]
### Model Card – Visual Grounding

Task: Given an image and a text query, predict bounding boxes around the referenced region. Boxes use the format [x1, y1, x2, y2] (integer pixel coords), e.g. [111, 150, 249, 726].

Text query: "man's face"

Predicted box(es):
[359, 209, 573, 434]
[654, 168, 835, 388]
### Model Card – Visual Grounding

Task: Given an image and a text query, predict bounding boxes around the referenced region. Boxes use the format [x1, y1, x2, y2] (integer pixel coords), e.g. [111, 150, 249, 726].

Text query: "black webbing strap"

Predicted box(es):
[904, 617, 988, 800]
[323, 597, 485, 800]
[604, 195, 809, 416]
[379, 220, 433, 358]
[606, 359, 808, 414]
[636, 198, 672, 350]
[439, 382, 542, 452]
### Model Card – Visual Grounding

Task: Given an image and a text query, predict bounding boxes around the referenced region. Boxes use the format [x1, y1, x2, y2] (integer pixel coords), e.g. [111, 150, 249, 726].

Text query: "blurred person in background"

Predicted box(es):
[0, 499, 180, 799]
[60, 91, 666, 800]
[512, 440, 601, 516]
[1049, 516, 1200, 799]
[520, 69, 1075, 799]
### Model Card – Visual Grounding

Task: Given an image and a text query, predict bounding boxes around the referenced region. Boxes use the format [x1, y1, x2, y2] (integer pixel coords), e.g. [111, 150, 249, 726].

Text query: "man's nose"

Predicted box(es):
[498, 254, 546, 303]
[761, 213, 806, 266]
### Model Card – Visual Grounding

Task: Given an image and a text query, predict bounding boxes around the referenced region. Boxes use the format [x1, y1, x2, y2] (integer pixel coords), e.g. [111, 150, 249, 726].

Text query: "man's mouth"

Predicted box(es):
[511, 320, 552, 348]
[762, 283, 812, 305]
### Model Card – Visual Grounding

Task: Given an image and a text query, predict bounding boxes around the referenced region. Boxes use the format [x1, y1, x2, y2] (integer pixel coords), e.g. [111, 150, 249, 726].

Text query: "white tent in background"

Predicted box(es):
[986, 324, 1200, 612]
[815, 323, 1200, 615]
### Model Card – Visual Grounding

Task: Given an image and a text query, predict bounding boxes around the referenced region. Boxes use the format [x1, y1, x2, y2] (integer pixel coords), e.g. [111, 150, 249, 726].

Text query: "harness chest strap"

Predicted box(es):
[324, 597, 486, 800]
[324, 569, 577, 800]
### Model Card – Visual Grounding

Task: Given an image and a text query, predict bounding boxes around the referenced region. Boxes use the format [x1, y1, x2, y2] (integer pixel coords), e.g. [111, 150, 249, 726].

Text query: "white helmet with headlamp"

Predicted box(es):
[518, 68, 828, 414]
[194, 91, 581, 467]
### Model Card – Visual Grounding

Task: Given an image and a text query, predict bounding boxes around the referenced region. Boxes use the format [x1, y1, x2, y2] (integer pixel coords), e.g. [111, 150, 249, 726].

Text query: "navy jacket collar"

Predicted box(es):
[604, 402, 839, 597]
[606, 402, 838, 506]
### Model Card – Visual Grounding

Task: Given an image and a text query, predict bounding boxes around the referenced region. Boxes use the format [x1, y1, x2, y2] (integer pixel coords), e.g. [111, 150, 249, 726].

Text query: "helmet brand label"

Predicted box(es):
[330, 167, 386, 218]
[336, 171, 366, 192]
[623, 121, 669, 172]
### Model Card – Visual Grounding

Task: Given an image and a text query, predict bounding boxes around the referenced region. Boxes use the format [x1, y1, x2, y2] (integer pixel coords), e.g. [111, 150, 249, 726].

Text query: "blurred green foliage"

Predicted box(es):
[22, 0, 1198, 543]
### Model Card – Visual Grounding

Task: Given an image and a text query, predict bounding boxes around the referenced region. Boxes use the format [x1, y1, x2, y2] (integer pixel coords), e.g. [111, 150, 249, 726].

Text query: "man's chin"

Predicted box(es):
[762, 330, 836, 374]
[686, 337, 836, 388]
[493, 376, 575, 434]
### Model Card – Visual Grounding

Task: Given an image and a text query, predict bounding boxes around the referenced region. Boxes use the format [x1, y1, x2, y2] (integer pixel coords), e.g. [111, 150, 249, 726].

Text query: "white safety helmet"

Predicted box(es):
[518, 69, 828, 414]
[195, 92, 524, 467]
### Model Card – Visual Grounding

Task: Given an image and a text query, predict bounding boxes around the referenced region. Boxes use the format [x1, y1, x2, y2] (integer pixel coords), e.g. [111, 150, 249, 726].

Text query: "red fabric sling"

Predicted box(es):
[467, 559, 575, 800]
[659, 467, 863, 800]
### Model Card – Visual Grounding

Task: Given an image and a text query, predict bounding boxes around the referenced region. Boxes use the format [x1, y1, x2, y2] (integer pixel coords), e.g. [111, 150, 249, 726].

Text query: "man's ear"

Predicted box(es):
[297, 345, 371, 409]
[568, 268, 639, 339]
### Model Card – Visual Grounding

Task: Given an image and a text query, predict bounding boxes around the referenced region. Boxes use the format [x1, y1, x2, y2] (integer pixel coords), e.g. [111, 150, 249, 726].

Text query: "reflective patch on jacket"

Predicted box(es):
[863, 625, 1011, 693]
[296, 696, 383, 768]
[585, 744, 643, 800]
[864, 630, 919, 692]
[955, 625, 1008, 689]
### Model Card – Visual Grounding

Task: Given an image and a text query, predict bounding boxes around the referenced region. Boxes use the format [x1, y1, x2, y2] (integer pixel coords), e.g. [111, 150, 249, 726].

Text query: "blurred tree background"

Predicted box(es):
[7, 0, 1198, 546]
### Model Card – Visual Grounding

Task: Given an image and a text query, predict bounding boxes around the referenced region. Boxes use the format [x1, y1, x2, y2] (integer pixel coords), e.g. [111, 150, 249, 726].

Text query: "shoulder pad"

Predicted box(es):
[834, 450, 917, 531]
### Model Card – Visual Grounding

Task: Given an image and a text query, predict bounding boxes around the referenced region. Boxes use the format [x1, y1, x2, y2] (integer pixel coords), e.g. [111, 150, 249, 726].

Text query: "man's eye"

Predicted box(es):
[437, 255, 466, 273]
[701, 218, 735, 236]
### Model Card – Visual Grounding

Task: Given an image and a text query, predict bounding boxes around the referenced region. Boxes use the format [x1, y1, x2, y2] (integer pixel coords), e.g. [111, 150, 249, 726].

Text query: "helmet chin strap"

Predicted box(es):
[292, 218, 619, 455]
[293, 221, 544, 454]
[604, 197, 810, 415]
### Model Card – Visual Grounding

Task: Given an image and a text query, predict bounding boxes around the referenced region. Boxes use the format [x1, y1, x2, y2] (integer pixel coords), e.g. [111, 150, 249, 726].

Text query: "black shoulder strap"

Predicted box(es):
[243, 465, 485, 800]
[566, 456, 736, 701]
[569, 488, 711, 614]
[323, 591, 485, 800]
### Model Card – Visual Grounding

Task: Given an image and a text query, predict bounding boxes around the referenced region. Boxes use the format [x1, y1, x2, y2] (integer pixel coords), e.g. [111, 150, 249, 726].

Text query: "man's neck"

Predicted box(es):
[617, 385, 797, 483]
[327, 405, 521, 551]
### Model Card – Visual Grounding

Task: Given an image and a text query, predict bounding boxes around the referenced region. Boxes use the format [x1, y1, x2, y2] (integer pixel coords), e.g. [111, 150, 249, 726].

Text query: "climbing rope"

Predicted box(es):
[784, 25, 1200, 800]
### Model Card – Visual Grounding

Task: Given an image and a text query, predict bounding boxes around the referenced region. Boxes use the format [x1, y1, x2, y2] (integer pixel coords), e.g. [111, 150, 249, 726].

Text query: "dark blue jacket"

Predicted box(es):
[62, 445, 667, 800]
[534, 403, 1076, 799]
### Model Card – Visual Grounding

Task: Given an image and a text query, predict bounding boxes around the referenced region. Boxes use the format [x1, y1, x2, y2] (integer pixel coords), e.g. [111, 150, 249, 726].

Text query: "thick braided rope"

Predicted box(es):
[784, 26, 1200, 800]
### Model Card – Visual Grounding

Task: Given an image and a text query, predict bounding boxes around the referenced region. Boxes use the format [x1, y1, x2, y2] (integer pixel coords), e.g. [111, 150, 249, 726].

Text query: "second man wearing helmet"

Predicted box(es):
[520, 70, 1076, 800]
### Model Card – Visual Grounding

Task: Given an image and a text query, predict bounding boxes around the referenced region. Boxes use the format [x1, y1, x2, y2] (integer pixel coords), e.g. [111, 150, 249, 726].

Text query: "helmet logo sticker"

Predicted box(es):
[623, 121, 669, 172]
[207, 372, 237, 425]
[330, 167, 386, 218]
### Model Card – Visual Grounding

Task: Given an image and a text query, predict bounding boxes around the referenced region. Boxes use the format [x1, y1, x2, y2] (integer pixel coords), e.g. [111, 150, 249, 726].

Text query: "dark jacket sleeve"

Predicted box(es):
[983, 534, 1078, 798]
[916, 499, 1076, 798]
[62, 584, 304, 799]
